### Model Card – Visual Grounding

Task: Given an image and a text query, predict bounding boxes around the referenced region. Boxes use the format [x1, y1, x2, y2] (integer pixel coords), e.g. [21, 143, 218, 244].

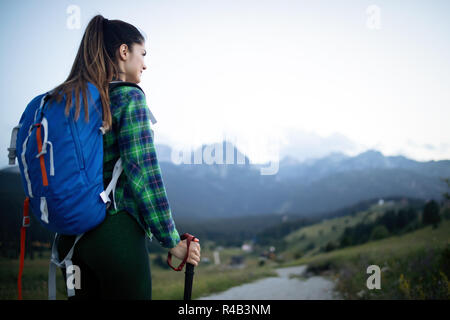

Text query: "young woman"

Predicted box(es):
[53, 14, 200, 299]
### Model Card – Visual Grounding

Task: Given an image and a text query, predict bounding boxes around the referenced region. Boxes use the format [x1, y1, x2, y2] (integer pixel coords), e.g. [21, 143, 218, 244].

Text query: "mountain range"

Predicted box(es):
[1, 141, 449, 223]
[155, 142, 449, 221]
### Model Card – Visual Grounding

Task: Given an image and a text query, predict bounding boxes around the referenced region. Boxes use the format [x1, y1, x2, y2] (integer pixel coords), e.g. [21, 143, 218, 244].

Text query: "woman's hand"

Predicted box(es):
[169, 239, 201, 266]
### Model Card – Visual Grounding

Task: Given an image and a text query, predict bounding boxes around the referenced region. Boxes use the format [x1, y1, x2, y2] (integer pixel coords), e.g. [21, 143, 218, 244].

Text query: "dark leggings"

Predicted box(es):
[57, 211, 152, 300]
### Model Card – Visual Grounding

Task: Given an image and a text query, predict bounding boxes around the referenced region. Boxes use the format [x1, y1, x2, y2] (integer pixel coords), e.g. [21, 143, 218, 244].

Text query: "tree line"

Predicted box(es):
[323, 199, 448, 253]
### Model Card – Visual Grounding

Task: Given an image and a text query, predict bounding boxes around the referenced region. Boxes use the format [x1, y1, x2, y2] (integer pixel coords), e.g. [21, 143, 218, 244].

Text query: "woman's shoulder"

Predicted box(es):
[110, 85, 147, 114]
[110, 84, 145, 101]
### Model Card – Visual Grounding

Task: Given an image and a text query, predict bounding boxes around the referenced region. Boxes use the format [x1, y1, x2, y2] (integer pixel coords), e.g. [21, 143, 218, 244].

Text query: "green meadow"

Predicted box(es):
[1, 201, 449, 300]
[0, 247, 277, 300]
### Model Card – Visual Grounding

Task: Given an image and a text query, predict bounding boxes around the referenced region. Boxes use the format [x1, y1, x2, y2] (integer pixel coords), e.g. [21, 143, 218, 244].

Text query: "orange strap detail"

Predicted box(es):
[35, 125, 48, 186]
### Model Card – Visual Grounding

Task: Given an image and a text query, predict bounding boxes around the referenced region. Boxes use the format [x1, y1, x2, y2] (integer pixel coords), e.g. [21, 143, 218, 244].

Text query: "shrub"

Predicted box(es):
[305, 242, 315, 251]
[442, 207, 450, 220]
[370, 225, 389, 240]
[324, 241, 338, 252]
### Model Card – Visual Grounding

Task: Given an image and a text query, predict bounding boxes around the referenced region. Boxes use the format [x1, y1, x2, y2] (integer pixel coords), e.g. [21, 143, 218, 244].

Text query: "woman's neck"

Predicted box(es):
[112, 75, 125, 82]
[117, 72, 126, 82]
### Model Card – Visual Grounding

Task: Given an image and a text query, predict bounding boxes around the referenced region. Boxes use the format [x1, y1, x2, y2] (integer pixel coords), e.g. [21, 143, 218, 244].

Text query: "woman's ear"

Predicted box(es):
[117, 44, 129, 61]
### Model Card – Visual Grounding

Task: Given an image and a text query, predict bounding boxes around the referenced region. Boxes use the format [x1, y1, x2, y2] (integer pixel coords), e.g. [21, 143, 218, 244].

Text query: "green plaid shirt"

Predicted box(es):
[103, 85, 181, 249]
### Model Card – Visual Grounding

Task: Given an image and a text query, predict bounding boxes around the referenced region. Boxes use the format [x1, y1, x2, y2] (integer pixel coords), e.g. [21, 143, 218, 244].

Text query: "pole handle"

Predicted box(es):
[167, 233, 199, 271]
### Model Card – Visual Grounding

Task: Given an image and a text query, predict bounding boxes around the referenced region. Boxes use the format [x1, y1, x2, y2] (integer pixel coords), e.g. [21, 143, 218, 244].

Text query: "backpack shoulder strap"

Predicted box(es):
[108, 81, 157, 125]
[109, 81, 145, 96]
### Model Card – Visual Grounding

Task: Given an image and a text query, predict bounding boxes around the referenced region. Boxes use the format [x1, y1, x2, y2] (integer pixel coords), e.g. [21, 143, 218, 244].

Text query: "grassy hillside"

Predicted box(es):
[282, 201, 398, 259]
[280, 219, 450, 299]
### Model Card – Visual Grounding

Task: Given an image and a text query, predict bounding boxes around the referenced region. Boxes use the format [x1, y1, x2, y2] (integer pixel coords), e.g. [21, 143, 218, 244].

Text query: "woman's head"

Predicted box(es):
[50, 14, 146, 131]
[114, 42, 147, 84]
[103, 18, 147, 84]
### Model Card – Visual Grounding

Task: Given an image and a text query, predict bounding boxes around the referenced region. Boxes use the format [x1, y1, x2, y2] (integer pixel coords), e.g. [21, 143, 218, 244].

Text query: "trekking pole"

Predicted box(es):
[167, 233, 199, 301]
[184, 261, 195, 300]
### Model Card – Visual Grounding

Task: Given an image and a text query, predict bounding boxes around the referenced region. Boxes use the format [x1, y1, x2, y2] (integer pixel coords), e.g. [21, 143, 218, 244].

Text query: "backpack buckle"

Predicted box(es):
[22, 216, 30, 227]
[8, 125, 21, 165]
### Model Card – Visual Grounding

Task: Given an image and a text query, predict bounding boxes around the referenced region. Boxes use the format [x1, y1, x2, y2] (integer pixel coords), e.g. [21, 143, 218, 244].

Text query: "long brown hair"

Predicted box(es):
[48, 14, 145, 131]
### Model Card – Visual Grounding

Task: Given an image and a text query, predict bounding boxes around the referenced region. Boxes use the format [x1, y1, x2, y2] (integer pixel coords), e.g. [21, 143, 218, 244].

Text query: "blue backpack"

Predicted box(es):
[8, 80, 155, 299]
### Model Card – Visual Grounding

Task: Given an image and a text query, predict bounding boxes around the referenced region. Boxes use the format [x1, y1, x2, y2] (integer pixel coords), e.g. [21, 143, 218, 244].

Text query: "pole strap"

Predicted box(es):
[167, 233, 198, 271]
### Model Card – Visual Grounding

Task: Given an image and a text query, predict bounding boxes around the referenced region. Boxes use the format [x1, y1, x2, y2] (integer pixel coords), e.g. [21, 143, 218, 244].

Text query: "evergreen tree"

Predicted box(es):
[422, 200, 441, 227]
[442, 177, 450, 200]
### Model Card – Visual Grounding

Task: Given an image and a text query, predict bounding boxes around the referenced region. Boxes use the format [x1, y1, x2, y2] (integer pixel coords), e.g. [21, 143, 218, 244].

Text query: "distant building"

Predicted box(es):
[213, 250, 221, 265]
[230, 255, 245, 268]
[241, 243, 253, 252]
[201, 257, 211, 264]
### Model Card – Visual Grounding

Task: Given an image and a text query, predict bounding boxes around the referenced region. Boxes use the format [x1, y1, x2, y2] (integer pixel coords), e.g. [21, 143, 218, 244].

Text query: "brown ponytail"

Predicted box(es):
[48, 14, 145, 131]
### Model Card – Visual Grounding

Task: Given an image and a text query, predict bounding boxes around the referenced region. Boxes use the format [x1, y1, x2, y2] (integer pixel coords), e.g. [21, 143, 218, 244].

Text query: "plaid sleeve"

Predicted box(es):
[115, 87, 181, 249]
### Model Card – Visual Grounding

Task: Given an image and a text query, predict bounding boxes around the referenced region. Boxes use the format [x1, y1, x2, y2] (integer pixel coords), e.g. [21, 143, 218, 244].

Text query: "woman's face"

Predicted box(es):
[117, 42, 147, 83]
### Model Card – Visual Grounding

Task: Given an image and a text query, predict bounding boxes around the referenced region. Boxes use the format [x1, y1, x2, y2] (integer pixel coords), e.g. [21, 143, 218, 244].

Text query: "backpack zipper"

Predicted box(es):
[69, 111, 85, 170]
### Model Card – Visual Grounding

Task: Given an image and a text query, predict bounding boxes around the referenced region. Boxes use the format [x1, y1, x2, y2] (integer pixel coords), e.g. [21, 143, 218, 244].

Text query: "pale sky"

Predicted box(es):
[1, 0, 449, 167]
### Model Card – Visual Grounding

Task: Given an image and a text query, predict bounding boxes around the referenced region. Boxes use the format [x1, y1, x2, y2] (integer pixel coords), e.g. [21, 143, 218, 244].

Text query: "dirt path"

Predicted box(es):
[197, 265, 342, 300]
